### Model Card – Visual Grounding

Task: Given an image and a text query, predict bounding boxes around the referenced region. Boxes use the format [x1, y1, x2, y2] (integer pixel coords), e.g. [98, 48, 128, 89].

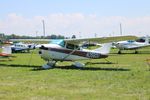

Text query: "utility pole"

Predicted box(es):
[120, 23, 122, 36]
[36, 31, 38, 37]
[42, 20, 45, 38]
[94, 33, 97, 38]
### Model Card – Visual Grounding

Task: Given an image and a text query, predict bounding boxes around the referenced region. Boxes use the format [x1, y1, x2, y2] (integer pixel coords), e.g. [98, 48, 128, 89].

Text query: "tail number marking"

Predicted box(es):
[86, 52, 99, 58]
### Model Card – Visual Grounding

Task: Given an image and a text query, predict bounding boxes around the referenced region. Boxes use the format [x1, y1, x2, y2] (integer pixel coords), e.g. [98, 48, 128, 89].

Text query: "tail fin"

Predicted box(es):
[94, 43, 112, 55]
[2, 46, 12, 54]
[145, 35, 149, 45]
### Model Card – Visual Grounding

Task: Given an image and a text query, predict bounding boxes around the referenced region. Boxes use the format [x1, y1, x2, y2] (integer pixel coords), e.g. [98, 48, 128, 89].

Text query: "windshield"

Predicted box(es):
[50, 39, 65, 47]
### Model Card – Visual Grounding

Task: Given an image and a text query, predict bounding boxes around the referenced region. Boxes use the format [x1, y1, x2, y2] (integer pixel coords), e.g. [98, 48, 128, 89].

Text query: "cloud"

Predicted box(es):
[0, 13, 150, 38]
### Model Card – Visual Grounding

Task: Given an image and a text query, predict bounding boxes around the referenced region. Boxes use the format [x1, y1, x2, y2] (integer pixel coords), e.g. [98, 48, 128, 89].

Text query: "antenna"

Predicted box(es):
[36, 31, 38, 37]
[42, 20, 45, 37]
[120, 23, 122, 36]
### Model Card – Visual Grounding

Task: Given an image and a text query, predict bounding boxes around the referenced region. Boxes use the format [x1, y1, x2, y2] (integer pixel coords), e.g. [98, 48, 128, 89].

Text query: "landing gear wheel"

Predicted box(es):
[42, 61, 56, 69]
[118, 50, 121, 54]
[72, 62, 85, 68]
[135, 51, 138, 54]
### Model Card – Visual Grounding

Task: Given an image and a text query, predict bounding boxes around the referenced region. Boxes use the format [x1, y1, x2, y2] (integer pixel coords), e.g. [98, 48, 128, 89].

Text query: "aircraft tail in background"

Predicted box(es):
[145, 35, 149, 45]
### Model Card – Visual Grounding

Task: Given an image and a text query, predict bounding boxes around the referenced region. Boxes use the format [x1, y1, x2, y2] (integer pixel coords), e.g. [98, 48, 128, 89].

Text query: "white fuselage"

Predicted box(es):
[39, 44, 88, 61]
[39, 44, 108, 61]
[11, 43, 29, 51]
[40, 49, 89, 61]
[115, 40, 150, 50]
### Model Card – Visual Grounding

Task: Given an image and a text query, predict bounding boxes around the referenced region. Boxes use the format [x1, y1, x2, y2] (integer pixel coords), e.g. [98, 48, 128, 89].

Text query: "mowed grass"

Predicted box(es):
[0, 48, 150, 100]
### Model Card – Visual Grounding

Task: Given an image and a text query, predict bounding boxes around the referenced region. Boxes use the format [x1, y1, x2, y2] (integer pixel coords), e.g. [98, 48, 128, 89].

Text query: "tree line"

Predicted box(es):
[1, 34, 76, 40]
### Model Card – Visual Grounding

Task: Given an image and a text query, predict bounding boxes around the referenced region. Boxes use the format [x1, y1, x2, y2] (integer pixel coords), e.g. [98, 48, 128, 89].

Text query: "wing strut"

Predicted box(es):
[61, 49, 77, 62]
[61, 45, 81, 62]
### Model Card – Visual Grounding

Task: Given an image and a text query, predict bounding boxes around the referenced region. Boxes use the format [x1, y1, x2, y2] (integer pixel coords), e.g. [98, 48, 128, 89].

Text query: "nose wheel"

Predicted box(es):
[118, 50, 122, 54]
[135, 50, 138, 54]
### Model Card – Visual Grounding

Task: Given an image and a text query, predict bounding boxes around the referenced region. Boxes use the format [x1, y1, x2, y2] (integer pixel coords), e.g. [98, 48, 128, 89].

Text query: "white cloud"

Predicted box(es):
[0, 13, 150, 38]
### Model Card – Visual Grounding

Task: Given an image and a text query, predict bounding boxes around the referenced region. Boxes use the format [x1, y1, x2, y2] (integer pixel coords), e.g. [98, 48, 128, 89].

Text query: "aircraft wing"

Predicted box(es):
[63, 36, 137, 45]
[10, 36, 137, 45]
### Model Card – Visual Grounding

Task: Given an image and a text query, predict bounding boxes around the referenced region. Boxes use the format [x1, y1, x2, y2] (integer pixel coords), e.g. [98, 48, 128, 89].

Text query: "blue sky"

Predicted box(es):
[1, 0, 150, 17]
[0, 0, 150, 37]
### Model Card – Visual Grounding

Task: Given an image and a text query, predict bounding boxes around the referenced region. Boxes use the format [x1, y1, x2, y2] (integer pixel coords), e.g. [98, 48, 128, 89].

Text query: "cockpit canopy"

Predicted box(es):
[50, 39, 65, 47]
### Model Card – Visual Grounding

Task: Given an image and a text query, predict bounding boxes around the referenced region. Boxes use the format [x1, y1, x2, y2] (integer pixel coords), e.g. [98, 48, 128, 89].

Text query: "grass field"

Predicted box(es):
[0, 47, 150, 100]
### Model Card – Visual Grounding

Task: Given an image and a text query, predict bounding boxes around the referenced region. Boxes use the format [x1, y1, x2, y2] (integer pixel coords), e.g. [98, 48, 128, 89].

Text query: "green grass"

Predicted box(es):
[0, 47, 150, 100]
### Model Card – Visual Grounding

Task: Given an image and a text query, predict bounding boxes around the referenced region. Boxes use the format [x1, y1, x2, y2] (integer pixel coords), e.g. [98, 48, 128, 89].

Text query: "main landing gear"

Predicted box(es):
[118, 50, 138, 54]
[42, 61, 57, 69]
[42, 61, 85, 70]
[72, 62, 85, 68]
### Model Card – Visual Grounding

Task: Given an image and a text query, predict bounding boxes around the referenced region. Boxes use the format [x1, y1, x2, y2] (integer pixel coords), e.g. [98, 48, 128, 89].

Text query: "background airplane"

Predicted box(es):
[0, 46, 12, 59]
[37, 39, 112, 69]
[11, 42, 35, 53]
[113, 36, 150, 54]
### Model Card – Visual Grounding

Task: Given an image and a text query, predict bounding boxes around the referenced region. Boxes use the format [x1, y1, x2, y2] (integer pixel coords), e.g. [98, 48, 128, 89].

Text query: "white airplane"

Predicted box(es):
[11, 42, 35, 53]
[37, 39, 112, 69]
[113, 36, 150, 54]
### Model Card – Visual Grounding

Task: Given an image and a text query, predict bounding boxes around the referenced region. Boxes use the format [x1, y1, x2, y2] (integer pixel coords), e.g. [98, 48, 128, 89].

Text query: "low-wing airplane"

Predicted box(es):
[0, 46, 12, 59]
[37, 39, 112, 69]
[113, 36, 150, 54]
[11, 42, 35, 53]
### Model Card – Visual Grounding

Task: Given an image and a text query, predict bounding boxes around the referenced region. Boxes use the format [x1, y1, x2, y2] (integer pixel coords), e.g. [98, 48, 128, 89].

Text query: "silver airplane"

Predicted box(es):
[113, 36, 150, 54]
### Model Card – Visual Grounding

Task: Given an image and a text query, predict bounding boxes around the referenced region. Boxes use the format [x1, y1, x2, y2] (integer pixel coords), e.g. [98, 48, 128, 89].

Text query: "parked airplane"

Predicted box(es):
[113, 36, 150, 54]
[11, 42, 35, 53]
[0, 46, 12, 59]
[37, 39, 112, 69]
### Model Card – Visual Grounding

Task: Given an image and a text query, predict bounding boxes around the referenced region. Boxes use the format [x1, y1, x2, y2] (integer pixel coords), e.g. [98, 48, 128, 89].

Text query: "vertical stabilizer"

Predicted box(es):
[145, 35, 149, 45]
[94, 43, 112, 55]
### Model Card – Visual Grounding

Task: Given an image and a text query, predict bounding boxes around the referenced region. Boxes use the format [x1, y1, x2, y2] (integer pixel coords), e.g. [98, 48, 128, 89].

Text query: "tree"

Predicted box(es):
[72, 35, 76, 39]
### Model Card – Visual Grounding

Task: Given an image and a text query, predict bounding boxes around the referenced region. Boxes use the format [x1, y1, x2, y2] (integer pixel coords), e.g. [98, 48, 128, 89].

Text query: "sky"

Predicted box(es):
[0, 0, 150, 38]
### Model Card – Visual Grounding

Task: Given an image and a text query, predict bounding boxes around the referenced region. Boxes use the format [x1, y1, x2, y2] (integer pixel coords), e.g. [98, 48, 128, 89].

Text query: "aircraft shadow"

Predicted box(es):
[0, 64, 130, 71]
[0, 64, 40, 68]
[85, 62, 116, 65]
[111, 51, 150, 55]
[33, 65, 130, 71]
[56, 66, 130, 71]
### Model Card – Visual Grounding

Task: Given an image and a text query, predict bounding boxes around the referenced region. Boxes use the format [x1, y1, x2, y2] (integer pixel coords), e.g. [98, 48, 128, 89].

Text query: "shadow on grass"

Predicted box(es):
[111, 51, 150, 55]
[0, 64, 40, 68]
[85, 62, 116, 65]
[55, 66, 130, 71]
[0, 64, 130, 71]
[32, 65, 130, 71]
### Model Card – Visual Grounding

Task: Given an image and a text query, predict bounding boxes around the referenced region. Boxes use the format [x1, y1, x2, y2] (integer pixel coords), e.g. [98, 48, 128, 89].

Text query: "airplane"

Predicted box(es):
[36, 39, 112, 69]
[113, 36, 150, 54]
[0, 46, 12, 59]
[11, 42, 35, 53]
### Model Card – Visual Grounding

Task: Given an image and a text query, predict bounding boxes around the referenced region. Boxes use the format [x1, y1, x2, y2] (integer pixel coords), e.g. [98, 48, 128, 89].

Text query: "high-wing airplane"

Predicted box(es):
[113, 36, 150, 54]
[37, 39, 112, 69]
[0, 46, 12, 59]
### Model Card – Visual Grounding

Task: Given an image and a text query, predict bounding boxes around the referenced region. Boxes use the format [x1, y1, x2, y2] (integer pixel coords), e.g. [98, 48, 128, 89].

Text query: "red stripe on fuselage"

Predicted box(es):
[40, 46, 108, 59]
